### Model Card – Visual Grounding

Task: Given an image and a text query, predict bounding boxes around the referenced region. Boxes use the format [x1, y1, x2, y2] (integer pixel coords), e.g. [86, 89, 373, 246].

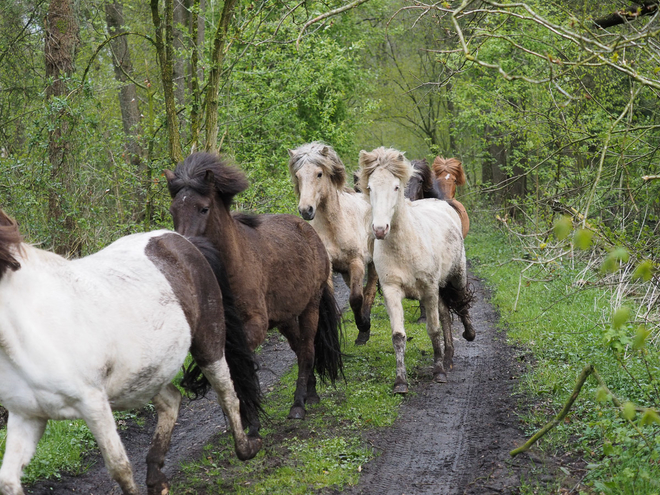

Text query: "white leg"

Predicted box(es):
[201, 358, 262, 461]
[381, 284, 408, 394]
[0, 413, 46, 495]
[146, 383, 182, 495]
[80, 397, 139, 495]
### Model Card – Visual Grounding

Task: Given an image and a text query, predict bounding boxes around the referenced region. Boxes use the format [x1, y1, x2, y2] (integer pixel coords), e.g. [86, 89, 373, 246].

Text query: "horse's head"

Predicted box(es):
[432, 157, 466, 200]
[358, 147, 413, 240]
[287, 142, 346, 221]
[404, 159, 432, 201]
[166, 152, 248, 237]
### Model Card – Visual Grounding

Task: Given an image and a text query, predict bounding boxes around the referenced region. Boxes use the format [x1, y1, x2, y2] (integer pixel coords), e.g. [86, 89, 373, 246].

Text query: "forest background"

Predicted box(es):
[0, 0, 660, 492]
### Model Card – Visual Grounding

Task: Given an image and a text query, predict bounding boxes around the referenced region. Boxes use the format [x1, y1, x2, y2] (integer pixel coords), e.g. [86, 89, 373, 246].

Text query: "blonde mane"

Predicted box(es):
[432, 157, 466, 186]
[288, 142, 347, 197]
[357, 147, 414, 195]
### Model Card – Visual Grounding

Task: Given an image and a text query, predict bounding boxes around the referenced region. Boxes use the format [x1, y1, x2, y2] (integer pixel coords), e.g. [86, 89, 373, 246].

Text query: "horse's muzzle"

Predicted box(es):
[373, 224, 390, 239]
[299, 205, 315, 221]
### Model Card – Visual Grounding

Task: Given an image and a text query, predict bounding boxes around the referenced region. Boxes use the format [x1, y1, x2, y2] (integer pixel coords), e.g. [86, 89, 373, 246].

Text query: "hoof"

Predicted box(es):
[287, 406, 306, 420]
[147, 475, 169, 495]
[443, 357, 453, 371]
[434, 372, 448, 383]
[355, 331, 370, 345]
[237, 437, 263, 461]
[463, 329, 475, 341]
[392, 382, 408, 394]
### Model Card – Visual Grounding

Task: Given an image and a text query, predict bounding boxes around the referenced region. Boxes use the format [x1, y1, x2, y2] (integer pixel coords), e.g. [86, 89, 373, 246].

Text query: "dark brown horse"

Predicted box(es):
[165, 153, 343, 421]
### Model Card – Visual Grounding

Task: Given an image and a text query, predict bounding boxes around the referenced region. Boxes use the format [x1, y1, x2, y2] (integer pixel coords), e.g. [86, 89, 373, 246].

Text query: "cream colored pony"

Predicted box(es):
[357, 147, 475, 393]
[288, 142, 378, 344]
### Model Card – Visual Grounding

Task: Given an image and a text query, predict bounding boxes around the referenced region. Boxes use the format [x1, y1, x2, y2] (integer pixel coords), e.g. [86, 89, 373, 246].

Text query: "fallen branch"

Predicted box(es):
[643, 175, 660, 181]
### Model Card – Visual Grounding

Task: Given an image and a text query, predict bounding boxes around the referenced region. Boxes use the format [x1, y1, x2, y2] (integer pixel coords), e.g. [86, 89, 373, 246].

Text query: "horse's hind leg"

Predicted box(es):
[358, 261, 379, 344]
[0, 414, 46, 495]
[422, 292, 451, 383]
[80, 395, 139, 494]
[200, 358, 262, 460]
[146, 383, 182, 495]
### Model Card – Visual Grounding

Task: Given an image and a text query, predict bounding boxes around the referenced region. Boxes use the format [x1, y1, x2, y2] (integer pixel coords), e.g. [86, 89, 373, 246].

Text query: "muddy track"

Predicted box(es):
[26, 274, 548, 495]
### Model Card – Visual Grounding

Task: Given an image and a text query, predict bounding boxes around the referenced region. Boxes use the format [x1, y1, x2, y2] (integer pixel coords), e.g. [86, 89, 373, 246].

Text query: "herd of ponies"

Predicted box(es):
[0, 143, 474, 494]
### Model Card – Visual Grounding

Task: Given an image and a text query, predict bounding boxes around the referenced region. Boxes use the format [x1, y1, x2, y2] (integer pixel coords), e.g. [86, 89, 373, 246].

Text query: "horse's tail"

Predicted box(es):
[314, 282, 345, 384]
[438, 280, 475, 320]
[180, 236, 263, 426]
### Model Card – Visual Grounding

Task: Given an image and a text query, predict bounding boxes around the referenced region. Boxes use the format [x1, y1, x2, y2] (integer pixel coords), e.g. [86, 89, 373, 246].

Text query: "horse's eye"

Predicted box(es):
[317, 172, 323, 178]
[200, 207, 209, 214]
[394, 185, 399, 191]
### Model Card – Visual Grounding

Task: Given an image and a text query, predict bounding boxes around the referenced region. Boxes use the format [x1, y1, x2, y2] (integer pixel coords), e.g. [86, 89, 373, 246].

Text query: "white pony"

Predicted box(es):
[0, 210, 262, 495]
[288, 142, 378, 344]
[357, 147, 475, 394]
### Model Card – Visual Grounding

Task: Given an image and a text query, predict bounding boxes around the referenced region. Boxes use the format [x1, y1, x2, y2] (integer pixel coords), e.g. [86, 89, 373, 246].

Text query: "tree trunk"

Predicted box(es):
[45, 0, 79, 255]
[151, 0, 183, 164]
[105, 0, 147, 220]
[204, 0, 238, 153]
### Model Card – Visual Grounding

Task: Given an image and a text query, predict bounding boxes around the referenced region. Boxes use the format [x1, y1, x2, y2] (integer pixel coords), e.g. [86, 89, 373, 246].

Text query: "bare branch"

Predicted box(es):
[296, 0, 372, 49]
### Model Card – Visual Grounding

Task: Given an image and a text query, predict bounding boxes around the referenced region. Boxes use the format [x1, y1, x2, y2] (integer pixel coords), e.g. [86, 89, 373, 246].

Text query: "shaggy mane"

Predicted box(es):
[411, 159, 435, 194]
[432, 157, 466, 186]
[287, 142, 347, 197]
[167, 152, 249, 207]
[357, 147, 414, 195]
[0, 209, 23, 279]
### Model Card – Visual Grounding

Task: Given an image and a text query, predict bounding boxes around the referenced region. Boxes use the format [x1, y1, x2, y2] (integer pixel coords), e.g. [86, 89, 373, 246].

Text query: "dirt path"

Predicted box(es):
[26, 274, 544, 495]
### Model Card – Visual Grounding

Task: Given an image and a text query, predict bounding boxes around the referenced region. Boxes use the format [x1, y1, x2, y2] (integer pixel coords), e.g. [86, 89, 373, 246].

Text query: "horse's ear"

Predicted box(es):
[358, 150, 367, 165]
[204, 169, 215, 185]
[164, 169, 176, 183]
[321, 146, 329, 156]
[287, 149, 295, 158]
[398, 153, 405, 162]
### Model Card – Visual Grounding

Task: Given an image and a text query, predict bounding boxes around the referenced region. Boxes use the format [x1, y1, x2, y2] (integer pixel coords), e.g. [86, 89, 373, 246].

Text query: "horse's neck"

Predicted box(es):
[314, 188, 344, 237]
[209, 207, 248, 268]
[388, 199, 417, 242]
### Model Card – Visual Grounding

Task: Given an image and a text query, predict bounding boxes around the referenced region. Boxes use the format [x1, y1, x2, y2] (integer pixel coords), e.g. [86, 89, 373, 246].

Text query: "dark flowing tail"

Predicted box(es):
[180, 236, 264, 427]
[438, 281, 475, 319]
[314, 283, 345, 384]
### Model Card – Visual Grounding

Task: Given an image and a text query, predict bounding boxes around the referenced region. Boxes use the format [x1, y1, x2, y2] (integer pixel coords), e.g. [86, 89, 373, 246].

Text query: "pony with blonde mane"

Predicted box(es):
[357, 147, 475, 393]
[288, 142, 378, 345]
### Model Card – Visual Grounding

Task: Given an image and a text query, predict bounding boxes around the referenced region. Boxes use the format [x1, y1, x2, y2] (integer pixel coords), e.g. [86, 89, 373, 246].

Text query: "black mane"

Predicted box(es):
[168, 153, 249, 207]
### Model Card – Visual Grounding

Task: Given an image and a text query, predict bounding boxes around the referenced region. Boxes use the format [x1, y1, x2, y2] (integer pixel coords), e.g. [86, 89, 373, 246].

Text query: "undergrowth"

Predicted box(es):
[466, 212, 660, 494]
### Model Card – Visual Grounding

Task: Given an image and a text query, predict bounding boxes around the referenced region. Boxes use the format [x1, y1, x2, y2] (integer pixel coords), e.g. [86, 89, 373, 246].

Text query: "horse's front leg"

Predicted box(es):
[361, 261, 379, 330]
[146, 383, 182, 495]
[0, 413, 47, 495]
[381, 284, 408, 394]
[80, 393, 140, 495]
[347, 259, 370, 345]
[201, 358, 262, 460]
[279, 313, 316, 420]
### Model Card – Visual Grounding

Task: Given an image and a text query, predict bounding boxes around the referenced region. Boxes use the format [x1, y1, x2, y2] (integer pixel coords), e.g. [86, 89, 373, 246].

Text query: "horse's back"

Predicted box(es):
[243, 213, 330, 321]
[0, 231, 204, 416]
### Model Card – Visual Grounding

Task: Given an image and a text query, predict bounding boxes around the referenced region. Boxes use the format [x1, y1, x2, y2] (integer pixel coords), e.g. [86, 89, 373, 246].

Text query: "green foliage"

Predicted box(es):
[467, 214, 660, 493]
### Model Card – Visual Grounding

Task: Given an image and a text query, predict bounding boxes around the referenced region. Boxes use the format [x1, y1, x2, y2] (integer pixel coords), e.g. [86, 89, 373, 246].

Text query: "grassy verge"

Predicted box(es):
[466, 217, 660, 494]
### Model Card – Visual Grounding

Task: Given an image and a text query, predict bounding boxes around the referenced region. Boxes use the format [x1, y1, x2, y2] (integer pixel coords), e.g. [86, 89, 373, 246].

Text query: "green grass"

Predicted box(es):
[465, 217, 660, 494]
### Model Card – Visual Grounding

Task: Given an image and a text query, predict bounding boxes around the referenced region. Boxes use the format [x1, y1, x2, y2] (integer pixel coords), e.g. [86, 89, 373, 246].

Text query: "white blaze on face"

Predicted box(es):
[369, 168, 401, 239]
[445, 173, 451, 181]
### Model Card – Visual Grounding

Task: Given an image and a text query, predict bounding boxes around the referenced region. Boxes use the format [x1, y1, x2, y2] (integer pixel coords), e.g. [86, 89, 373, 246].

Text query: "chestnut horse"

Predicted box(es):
[432, 157, 469, 237]
[0, 210, 261, 495]
[288, 142, 378, 345]
[166, 153, 343, 420]
[357, 147, 475, 394]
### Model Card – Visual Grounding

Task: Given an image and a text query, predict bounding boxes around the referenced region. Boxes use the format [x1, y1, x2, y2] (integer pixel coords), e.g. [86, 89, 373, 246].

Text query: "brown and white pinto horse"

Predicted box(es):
[0, 210, 262, 495]
[166, 153, 343, 421]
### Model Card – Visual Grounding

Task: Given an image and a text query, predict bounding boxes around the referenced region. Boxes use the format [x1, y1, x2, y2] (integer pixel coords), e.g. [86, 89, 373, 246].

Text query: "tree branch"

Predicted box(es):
[296, 0, 372, 49]
[593, 3, 659, 29]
